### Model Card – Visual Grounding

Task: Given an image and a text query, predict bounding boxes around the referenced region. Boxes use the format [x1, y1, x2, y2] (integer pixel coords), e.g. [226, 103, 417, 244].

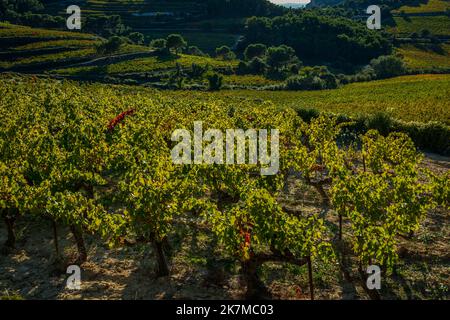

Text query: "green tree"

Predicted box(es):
[244, 43, 267, 61]
[370, 55, 407, 79]
[128, 32, 145, 45]
[150, 38, 167, 50]
[215, 45, 236, 60]
[96, 36, 125, 54]
[186, 45, 205, 56]
[266, 45, 296, 71]
[207, 72, 223, 91]
[166, 34, 187, 54]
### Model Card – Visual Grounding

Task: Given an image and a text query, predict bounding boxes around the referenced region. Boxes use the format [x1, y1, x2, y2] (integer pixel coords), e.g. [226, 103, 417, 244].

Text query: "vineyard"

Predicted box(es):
[388, 16, 450, 36]
[393, 0, 450, 14]
[396, 44, 450, 69]
[0, 75, 448, 300]
[0, 23, 150, 71]
[52, 54, 238, 76]
[1, 0, 450, 303]
[166, 74, 450, 124]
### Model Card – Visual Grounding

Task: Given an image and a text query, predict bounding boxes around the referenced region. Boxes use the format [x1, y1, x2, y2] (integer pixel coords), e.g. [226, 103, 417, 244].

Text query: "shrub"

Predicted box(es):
[395, 121, 450, 155]
[128, 32, 145, 45]
[296, 107, 320, 123]
[266, 45, 296, 71]
[365, 112, 394, 136]
[186, 46, 205, 56]
[206, 72, 223, 91]
[215, 46, 236, 60]
[286, 75, 325, 90]
[96, 36, 125, 54]
[166, 34, 187, 53]
[150, 38, 169, 55]
[237, 61, 249, 75]
[150, 38, 166, 48]
[247, 57, 267, 75]
[286, 66, 338, 90]
[420, 29, 431, 38]
[189, 63, 208, 79]
[244, 43, 267, 61]
[370, 55, 407, 79]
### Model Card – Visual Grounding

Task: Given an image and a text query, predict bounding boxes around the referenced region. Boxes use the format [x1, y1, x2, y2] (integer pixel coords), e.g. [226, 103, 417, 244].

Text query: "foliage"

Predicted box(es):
[388, 16, 450, 36]
[330, 131, 435, 271]
[215, 45, 236, 60]
[243, 12, 392, 65]
[85, 15, 129, 37]
[186, 45, 206, 56]
[244, 43, 267, 61]
[396, 44, 450, 70]
[0, 75, 446, 296]
[128, 32, 145, 45]
[286, 66, 338, 90]
[370, 55, 407, 79]
[166, 34, 187, 53]
[206, 72, 223, 90]
[266, 45, 297, 72]
[96, 36, 126, 54]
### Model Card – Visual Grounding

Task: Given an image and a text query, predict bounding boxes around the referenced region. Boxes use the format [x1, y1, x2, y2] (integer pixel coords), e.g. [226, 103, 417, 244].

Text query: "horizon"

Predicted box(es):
[269, 0, 311, 4]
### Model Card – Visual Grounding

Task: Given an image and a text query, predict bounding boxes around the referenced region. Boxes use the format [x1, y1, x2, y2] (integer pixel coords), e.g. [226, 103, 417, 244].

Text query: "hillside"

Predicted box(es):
[0, 0, 449, 305]
[307, 0, 343, 7]
[0, 22, 150, 71]
[0, 74, 448, 301]
[43, 0, 284, 27]
[393, 0, 450, 13]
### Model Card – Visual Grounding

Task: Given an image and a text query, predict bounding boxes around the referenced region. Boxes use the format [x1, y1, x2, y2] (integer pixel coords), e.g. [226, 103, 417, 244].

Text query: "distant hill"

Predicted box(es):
[41, 0, 284, 19]
[40, 0, 285, 29]
[307, 0, 343, 7]
[278, 3, 308, 9]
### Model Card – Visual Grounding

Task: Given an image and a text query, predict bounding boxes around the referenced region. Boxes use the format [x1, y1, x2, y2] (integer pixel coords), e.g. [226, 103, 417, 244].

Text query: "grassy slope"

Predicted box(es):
[167, 74, 450, 124]
[44, 0, 239, 53]
[0, 22, 96, 40]
[52, 54, 237, 75]
[388, 16, 450, 35]
[394, 0, 450, 13]
[396, 44, 450, 69]
[223, 74, 282, 86]
[0, 23, 150, 69]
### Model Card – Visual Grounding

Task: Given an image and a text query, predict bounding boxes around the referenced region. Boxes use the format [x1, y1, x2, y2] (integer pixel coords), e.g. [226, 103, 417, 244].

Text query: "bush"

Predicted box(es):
[394, 121, 450, 155]
[206, 72, 223, 91]
[296, 107, 320, 123]
[166, 34, 187, 53]
[286, 66, 338, 90]
[96, 36, 125, 54]
[128, 32, 145, 45]
[215, 46, 236, 60]
[247, 57, 267, 75]
[266, 45, 297, 71]
[150, 38, 167, 49]
[236, 61, 249, 75]
[150, 38, 169, 55]
[244, 43, 267, 61]
[420, 29, 431, 38]
[189, 63, 208, 79]
[186, 46, 206, 56]
[286, 75, 325, 90]
[321, 72, 338, 89]
[370, 55, 407, 79]
[365, 112, 394, 136]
